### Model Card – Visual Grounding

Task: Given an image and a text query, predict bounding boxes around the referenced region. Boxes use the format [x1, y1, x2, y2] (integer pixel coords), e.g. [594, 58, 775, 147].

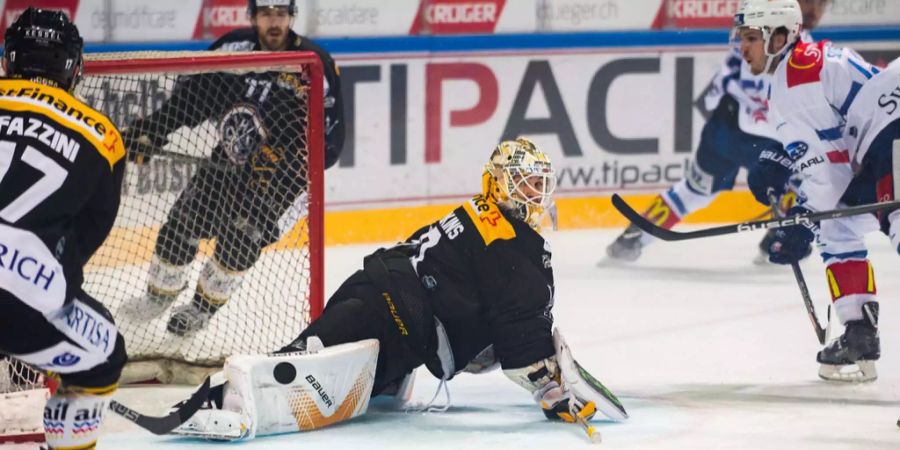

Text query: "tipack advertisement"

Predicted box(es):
[326, 48, 724, 209]
[322, 41, 900, 210]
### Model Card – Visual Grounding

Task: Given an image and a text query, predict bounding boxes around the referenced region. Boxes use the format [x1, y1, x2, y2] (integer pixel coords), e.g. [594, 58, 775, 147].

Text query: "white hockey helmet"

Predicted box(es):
[483, 138, 557, 230]
[734, 0, 803, 58]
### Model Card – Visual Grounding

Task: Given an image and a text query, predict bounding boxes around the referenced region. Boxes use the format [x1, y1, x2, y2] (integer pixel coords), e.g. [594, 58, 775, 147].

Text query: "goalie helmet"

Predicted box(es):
[483, 138, 557, 230]
[734, 0, 803, 61]
[3, 7, 84, 91]
[249, 0, 297, 16]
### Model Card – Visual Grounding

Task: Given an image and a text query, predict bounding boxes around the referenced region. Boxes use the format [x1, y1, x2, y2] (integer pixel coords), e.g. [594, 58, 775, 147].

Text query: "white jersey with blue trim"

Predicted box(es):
[769, 39, 879, 212]
[703, 31, 812, 140]
[845, 58, 900, 166]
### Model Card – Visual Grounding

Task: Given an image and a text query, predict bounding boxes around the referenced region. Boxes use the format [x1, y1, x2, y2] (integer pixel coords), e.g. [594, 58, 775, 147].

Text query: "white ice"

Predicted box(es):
[9, 227, 900, 449]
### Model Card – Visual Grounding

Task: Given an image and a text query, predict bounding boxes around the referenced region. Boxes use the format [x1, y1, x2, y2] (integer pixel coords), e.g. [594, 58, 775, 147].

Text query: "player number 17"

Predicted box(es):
[0, 140, 68, 223]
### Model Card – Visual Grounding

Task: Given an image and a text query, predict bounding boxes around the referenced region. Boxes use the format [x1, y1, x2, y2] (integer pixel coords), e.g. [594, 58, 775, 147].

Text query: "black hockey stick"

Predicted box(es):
[767, 193, 826, 345]
[109, 376, 210, 435]
[611, 193, 900, 241]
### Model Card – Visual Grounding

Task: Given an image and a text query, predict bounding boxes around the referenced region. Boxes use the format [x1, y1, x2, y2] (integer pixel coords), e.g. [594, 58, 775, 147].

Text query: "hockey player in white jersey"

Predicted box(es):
[605, 0, 829, 263]
[736, 0, 885, 382]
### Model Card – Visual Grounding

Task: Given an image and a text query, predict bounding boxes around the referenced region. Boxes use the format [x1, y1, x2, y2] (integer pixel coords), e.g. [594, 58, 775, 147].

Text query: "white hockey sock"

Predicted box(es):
[195, 259, 246, 307]
[44, 385, 115, 450]
[147, 254, 188, 296]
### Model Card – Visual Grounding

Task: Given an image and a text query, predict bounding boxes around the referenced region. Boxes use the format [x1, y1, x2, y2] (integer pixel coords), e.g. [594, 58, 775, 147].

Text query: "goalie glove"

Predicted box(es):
[534, 379, 597, 423]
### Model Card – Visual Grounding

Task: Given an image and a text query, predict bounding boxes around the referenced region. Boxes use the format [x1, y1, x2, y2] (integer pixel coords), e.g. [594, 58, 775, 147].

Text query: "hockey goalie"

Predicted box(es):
[171, 139, 628, 441]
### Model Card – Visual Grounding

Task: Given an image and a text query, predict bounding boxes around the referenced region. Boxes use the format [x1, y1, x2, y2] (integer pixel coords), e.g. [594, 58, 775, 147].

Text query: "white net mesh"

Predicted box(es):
[1, 52, 324, 436]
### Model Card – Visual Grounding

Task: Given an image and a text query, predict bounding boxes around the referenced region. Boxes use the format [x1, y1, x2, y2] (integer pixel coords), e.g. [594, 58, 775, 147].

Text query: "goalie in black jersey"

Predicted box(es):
[0, 8, 127, 449]
[168, 139, 627, 442]
[121, 0, 344, 335]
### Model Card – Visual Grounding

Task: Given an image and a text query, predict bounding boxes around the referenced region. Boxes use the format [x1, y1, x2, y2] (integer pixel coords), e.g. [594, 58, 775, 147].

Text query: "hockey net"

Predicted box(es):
[1, 51, 325, 443]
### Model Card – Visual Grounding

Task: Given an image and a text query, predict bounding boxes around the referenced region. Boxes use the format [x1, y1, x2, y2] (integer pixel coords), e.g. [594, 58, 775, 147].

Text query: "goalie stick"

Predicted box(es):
[109, 377, 211, 435]
[611, 194, 900, 241]
[767, 193, 826, 345]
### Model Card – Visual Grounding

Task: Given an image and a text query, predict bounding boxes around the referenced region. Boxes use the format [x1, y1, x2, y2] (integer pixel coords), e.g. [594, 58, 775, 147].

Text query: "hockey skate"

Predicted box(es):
[817, 303, 879, 383]
[605, 224, 644, 262]
[167, 302, 217, 336]
[120, 289, 177, 321]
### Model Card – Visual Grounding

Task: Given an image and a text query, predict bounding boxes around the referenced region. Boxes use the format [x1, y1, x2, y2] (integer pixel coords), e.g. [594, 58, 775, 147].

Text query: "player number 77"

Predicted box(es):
[0, 140, 68, 223]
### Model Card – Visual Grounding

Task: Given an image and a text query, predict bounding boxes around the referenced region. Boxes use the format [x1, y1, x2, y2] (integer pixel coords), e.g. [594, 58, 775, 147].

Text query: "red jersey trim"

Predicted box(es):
[787, 41, 825, 88]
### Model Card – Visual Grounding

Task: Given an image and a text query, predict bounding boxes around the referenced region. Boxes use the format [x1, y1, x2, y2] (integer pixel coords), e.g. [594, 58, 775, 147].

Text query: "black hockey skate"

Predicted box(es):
[167, 301, 218, 337]
[817, 303, 879, 382]
[605, 224, 644, 262]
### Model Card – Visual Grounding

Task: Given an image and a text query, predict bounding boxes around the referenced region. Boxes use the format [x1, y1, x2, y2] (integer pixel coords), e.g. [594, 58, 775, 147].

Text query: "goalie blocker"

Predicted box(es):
[171, 138, 627, 441]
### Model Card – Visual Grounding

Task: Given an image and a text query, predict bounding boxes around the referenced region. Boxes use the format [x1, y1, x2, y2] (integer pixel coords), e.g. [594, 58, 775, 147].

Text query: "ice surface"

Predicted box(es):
[7, 228, 899, 449]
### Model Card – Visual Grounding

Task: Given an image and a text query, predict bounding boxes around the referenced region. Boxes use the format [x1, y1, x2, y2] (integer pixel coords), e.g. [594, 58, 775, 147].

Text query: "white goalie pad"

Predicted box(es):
[174, 338, 379, 441]
[553, 329, 628, 421]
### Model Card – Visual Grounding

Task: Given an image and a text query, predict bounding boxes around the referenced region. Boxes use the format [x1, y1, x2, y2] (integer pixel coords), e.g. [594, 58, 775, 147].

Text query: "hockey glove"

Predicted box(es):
[122, 126, 167, 165]
[534, 380, 596, 423]
[765, 206, 817, 264]
[748, 147, 795, 206]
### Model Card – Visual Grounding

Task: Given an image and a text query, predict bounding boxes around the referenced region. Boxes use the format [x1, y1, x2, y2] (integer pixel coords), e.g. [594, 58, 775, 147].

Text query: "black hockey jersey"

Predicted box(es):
[404, 194, 556, 372]
[0, 78, 125, 306]
[210, 28, 344, 168]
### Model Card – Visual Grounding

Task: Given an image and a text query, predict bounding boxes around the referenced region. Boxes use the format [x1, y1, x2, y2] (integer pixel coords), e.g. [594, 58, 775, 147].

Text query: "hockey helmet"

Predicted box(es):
[734, 0, 803, 59]
[249, 0, 297, 16]
[483, 138, 557, 230]
[4, 7, 84, 91]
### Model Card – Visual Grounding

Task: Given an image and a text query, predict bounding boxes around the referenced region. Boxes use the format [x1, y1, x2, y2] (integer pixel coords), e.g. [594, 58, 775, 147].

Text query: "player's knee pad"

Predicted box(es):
[174, 339, 379, 441]
[825, 259, 877, 324]
[44, 383, 116, 449]
[215, 223, 263, 271]
[195, 258, 246, 307]
[156, 220, 200, 266]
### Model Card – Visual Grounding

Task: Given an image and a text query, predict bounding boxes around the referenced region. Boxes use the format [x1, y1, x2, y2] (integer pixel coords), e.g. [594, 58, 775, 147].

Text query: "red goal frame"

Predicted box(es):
[0, 51, 325, 445]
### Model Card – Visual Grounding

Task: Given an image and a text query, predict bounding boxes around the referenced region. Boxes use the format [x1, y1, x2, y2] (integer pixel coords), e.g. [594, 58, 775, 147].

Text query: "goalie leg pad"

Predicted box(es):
[175, 339, 379, 441]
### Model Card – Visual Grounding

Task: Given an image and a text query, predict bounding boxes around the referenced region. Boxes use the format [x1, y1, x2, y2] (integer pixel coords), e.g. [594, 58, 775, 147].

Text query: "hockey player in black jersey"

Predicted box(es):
[166, 139, 627, 441]
[121, 0, 344, 335]
[0, 8, 127, 449]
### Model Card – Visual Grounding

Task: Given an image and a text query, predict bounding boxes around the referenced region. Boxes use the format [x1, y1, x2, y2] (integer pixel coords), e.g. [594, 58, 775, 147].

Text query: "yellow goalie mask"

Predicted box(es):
[482, 138, 557, 230]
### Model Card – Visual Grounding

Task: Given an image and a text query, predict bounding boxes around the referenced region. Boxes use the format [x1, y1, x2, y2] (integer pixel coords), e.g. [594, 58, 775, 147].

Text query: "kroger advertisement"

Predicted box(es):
[2, 0, 900, 41]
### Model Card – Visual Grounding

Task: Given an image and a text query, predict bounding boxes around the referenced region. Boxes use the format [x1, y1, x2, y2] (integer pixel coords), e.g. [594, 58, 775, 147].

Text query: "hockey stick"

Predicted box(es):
[611, 193, 900, 241]
[109, 376, 211, 435]
[767, 193, 826, 345]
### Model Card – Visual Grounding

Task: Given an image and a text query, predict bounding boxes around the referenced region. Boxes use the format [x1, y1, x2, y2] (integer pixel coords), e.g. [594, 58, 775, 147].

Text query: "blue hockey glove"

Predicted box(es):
[765, 206, 817, 264]
[748, 147, 794, 206]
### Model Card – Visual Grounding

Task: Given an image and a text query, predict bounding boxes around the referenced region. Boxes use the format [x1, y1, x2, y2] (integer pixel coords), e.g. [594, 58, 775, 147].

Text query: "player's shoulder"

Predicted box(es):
[209, 28, 258, 51]
[0, 78, 125, 167]
[289, 33, 333, 58]
[459, 194, 517, 246]
[785, 40, 827, 88]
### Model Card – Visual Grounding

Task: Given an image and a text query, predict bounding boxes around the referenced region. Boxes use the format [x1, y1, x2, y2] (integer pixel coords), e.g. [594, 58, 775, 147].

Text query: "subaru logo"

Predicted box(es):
[51, 352, 81, 367]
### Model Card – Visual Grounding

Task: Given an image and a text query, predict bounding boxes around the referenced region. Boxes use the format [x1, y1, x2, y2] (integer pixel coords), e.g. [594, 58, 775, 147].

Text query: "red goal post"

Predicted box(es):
[0, 50, 325, 444]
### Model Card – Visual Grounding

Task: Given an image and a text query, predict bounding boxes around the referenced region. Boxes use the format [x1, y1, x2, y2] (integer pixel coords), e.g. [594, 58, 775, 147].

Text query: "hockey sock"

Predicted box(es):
[826, 259, 877, 324]
[44, 384, 116, 450]
[147, 254, 188, 297]
[192, 258, 246, 312]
